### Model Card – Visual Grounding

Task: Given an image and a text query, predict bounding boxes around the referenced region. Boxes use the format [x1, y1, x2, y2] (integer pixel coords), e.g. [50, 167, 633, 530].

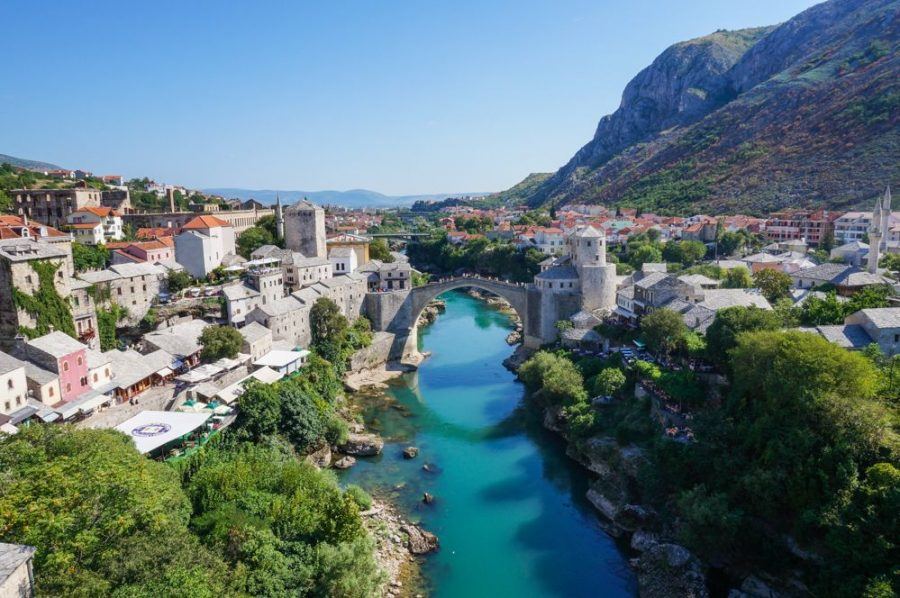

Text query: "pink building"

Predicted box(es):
[19, 331, 90, 403]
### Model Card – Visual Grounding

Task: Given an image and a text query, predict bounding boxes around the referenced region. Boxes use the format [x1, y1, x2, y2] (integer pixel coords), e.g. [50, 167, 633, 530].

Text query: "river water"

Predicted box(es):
[340, 291, 636, 597]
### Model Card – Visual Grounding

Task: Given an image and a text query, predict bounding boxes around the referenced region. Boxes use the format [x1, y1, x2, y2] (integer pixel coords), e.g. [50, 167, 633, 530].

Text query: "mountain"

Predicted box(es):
[202, 188, 492, 209]
[0, 153, 63, 172]
[515, 0, 899, 214]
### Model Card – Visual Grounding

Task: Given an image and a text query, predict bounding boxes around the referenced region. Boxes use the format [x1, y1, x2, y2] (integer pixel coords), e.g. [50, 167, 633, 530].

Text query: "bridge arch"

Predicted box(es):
[409, 276, 530, 339]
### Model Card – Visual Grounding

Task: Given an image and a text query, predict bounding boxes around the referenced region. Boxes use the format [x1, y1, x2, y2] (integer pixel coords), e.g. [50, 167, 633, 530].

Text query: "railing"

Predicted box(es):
[421, 274, 527, 288]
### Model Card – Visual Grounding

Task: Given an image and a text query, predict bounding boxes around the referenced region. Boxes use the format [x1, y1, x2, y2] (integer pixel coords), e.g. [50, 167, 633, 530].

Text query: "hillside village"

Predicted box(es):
[1, 156, 898, 435]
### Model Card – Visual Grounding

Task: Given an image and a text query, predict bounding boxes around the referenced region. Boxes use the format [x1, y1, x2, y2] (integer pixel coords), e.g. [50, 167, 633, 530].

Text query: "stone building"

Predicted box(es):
[283, 200, 326, 259]
[0, 542, 36, 598]
[0, 239, 76, 348]
[250, 245, 332, 291]
[11, 187, 129, 229]
[122, 207, 272, 235]
[76, 262, 164, 325]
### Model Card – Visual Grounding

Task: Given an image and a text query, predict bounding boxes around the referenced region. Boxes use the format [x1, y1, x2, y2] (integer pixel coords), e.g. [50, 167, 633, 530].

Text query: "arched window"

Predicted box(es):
[63, 361, 69, 372]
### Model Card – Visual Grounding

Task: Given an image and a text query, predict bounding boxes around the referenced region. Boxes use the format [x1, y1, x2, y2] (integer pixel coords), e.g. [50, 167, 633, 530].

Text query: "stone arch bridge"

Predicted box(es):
[410, 276, 529, 327]
[367, 275, 549, 359]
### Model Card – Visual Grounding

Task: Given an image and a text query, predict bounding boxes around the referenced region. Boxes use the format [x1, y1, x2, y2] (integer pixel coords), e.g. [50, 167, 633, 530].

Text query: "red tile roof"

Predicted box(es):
[73, 206, 119, 217]
[182, 215, 229, 229]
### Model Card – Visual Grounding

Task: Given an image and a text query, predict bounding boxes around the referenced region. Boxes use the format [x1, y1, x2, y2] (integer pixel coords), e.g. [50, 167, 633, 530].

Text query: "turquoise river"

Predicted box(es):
[339, 290, 636, 597]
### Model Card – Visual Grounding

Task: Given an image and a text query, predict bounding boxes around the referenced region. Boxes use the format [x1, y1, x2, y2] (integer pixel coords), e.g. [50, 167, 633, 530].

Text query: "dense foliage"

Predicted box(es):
[236, 226, 276, 258]
[97, 304, 127, 351]
[199, 325, 244, 361]
[310, 298, 373, 374]
[72, 242, 110, 272]
[369, 238, 394, 262]
[407, 233, 544, 282]
[12, 260, 76, 338]
[520, 322, 899, 596]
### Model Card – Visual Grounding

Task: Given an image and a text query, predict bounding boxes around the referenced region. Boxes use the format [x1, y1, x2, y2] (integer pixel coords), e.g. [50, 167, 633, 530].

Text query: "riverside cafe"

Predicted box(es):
[115, 410, 215, 461]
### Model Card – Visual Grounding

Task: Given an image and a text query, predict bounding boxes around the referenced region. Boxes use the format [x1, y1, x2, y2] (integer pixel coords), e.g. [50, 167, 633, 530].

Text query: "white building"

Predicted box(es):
[329, 246, 358, 275]
[0, 352, 29, 417]
[66, 206, 124, 244]
[174, 215, 236, 278]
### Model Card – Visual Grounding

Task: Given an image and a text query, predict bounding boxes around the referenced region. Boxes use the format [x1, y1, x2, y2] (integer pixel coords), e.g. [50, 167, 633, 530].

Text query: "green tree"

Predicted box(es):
[591, 368, 627, 397]
[369, 238, 394, 262]
[199, 325, 243, 361]
[234, 381, 282, 440]
[236, 226, 275, 258]
[753, 268, 793, 302]
[640, 308, 687, 357]
[310, 298, 350, 367]
[166, 270, 194, 294]
[72, 242, 110, 272]
[721, 267, 752, 289]
[629, 244, 663, 268]
[704, 306, 782, 367]
[0, 426, 225, 596]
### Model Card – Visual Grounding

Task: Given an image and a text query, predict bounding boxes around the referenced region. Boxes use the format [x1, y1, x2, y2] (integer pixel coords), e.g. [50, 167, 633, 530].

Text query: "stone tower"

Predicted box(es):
[570, 225, 617, 312]
[275, 194, 285, 240]
[867, 186, 891, 274]
[283, 199, 326, 258]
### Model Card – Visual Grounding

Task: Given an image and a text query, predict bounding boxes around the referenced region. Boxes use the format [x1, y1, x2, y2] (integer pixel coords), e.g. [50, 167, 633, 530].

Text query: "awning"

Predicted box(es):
[115, 410, 211, 454]
[9, 405, 38, 425]
[155, 367, 174, 378]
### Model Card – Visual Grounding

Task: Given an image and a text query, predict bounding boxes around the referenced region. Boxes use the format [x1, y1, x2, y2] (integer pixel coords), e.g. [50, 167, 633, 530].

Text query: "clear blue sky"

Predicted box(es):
[1, 0, 820, 195]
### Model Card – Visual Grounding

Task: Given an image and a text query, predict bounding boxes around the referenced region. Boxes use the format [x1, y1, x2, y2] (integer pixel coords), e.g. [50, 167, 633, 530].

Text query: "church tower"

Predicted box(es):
[283, 199, 326, 258]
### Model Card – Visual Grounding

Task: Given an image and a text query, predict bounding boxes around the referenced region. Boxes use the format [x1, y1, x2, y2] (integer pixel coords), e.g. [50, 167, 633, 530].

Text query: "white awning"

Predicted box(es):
[114, 410, 211, 454]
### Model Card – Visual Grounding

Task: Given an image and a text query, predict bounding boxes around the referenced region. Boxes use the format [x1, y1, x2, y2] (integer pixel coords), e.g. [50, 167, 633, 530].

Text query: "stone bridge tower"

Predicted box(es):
[284, 199, 326, 258]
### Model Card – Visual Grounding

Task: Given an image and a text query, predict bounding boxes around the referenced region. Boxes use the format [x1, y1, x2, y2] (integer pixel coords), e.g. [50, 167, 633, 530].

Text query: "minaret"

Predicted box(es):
[275, 193, 285, 240]
[879, 185, 892, 251]
[867, 187, 889, 274]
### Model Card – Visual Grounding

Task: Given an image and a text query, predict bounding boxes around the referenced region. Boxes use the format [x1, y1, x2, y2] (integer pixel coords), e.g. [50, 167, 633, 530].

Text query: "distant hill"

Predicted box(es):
[0, 153, 63, 172]
[512, 0, 899, 214]
[203, 188, 492, 209]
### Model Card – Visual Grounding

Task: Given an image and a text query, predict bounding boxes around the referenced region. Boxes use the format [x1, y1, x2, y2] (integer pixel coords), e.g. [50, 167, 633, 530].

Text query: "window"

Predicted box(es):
[66, 383, 71, 392]
[6, 379, 12, 390]
[49, 386, 54, 397]
[93, 373, 98, 382]
[77, 356, 83, 366]
[105, 368, 110, 377]
[63, 361, 69, 372]
[3, 401, 8, 411]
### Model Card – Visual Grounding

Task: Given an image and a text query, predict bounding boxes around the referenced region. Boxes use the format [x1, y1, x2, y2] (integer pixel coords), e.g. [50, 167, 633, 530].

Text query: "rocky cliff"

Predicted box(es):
[515, 0, 899, 214]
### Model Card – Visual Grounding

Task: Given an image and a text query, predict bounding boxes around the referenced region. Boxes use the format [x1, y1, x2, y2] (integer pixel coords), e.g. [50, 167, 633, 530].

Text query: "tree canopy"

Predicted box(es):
[199, 325, 244, 361]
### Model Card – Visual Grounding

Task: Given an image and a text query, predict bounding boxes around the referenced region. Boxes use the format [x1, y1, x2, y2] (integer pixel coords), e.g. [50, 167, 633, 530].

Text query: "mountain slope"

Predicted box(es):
[0, 153, 62, 171]
[521, 0, 899, 214]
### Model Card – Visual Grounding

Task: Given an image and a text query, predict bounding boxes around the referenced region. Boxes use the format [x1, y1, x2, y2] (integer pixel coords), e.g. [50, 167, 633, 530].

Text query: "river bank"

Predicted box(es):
[338, 290, 636, 597]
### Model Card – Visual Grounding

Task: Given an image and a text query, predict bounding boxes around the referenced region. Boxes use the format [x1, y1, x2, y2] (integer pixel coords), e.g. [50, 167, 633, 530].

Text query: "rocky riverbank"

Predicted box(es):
[517, 370, 784, 598]
[344, 354, 428, 392]
[361, 499, 431, 597]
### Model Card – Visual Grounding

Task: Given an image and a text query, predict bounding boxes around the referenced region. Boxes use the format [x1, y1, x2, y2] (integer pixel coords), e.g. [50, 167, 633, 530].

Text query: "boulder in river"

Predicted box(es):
[403, 446, 419, 459]
[635, 543, 708, 598]
[629, 530, 659, 553]
[339, 433, 384, 456]
[421, 462, 441, 474]
[422, 492, 434, 504]
[305, 444, 332, 469]
[402, 524, 439, 555]
[333, 456, 357, 469]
